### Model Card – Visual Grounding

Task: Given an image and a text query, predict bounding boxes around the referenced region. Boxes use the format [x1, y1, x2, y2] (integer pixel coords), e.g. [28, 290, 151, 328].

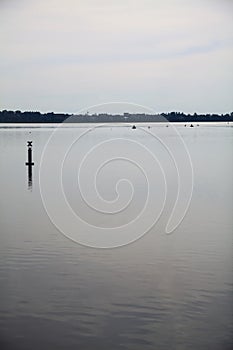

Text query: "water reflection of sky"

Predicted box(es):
[0, 125, 232, 350]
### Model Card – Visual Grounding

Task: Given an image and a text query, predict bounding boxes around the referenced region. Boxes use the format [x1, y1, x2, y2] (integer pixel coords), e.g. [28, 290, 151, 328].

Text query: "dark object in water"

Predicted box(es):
[132, 125, 136, 129]
[190, 124, 194, 127]
[25, 141, 34, 189]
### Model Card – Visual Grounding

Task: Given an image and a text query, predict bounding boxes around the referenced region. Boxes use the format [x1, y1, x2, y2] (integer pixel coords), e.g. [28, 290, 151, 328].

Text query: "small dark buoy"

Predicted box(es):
[132, 125, 136, 129]
[148, 126, 150, 129]
[190, 124, 194, 127]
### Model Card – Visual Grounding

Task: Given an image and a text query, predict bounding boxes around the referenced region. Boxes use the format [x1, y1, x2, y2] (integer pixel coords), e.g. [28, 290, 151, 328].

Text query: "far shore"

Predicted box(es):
[0, 121, 232, 128]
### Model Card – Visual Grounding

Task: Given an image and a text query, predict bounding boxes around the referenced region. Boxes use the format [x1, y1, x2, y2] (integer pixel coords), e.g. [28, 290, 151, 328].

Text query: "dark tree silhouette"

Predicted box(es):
[0, 110, 232, 123]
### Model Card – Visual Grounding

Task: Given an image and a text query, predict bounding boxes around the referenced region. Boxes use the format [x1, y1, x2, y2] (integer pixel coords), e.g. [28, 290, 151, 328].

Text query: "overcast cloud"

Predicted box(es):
[0, 0, 232, 113]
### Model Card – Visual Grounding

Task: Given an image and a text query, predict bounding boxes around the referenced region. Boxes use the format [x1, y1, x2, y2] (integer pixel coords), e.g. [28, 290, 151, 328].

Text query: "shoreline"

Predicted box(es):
[0, 121, 232, 128]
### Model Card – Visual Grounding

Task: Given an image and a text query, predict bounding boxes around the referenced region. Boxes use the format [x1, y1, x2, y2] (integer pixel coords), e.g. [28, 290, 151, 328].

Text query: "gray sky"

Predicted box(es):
[0, 0, 232, 113]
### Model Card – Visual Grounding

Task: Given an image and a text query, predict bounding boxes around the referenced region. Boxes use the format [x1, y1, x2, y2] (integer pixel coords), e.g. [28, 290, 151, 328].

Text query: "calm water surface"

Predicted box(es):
[0, 124, 232, 350]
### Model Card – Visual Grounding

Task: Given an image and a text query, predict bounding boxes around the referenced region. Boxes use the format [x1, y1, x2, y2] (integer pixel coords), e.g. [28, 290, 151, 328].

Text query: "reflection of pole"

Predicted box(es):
[25, 141, 34, 189]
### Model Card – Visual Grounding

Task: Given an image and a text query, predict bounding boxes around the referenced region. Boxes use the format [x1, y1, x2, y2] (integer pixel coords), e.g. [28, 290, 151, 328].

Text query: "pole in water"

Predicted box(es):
[25, 141, 34, 189]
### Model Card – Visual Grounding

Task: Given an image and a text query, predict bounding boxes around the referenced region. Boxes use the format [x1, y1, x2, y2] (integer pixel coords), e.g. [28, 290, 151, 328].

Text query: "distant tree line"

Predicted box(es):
[0, 110, 232, 123]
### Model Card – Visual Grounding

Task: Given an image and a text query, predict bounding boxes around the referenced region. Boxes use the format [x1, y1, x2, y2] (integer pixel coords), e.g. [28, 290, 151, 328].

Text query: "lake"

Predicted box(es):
[0, 123, 232, 350]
